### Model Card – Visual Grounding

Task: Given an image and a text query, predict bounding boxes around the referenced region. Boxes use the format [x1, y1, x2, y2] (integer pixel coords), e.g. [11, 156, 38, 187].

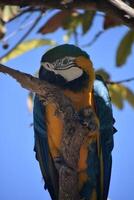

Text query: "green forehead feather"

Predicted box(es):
[41, 44, 89, 63]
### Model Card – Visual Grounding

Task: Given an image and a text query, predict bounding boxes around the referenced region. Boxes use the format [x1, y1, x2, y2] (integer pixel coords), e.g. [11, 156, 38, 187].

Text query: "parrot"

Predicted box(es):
[33, 44, 116, 200]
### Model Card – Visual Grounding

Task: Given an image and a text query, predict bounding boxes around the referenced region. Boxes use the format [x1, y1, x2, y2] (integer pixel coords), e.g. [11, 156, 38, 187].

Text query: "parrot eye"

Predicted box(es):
[62, 57, 69, 65]
[55, 59, 60, 67]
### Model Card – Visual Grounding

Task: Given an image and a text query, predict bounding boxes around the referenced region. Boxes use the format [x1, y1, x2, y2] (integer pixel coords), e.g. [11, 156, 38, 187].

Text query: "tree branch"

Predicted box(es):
[82, 30, 104, 47]
[0, 63, 98, 200]
[0, 0, 134, 28]
[107, 77, 134, 84]
[109, 0, 134, 17]
[103, 0, 134, 28]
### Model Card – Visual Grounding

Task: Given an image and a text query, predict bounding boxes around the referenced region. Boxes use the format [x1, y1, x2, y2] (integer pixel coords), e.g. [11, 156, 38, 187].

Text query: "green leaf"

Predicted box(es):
[1, 39, 56, 63]
[116, 30, 134, 66]
[96, 68, 111, 81]
[82, 11, 95, 35]
[109, 84, 134, 109]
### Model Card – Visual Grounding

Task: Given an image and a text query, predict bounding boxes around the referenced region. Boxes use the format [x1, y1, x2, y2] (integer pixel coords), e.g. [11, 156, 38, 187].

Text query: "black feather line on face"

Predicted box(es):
[39, 66, 89, 92]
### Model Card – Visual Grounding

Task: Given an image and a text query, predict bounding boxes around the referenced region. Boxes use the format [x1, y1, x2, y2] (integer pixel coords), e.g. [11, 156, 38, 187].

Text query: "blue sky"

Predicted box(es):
[0, 11, 134, 200]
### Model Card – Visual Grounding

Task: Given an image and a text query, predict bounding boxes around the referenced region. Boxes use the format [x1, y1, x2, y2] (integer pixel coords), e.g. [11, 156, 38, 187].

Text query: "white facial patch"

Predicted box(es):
[55, 67, 83, 82]
[41, 57, 83, 82]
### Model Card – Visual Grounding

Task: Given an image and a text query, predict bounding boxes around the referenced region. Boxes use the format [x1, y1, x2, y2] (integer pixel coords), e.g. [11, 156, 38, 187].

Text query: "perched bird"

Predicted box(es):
[33, 44, 116, 200]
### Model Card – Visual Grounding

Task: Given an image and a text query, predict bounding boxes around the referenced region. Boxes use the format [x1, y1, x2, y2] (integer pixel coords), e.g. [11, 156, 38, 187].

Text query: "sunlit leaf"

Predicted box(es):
[126, 89, 134, 107]
[116, 84, 134, 107]
[109, 84, 124, 109]
[2, 6, 20, 22]
[38, 10, 71, 34]
[108, 84, 134, 109]
[103, 15, 122, 29]
[0, 20, 6, 39]
[96, 68, 111, 81]
[116, 30, 134, 66]
[27, 92, 34, 112]
[82, 11, 95, 35]
[63, 30, 72, 42]
[1, 39, 56, 63]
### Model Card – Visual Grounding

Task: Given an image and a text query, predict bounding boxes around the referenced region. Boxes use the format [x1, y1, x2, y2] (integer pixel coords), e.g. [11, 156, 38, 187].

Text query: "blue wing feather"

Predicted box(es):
[33, 75, 116, 200]
[33, 95, 58, 200]
[94, 75, 116, 200]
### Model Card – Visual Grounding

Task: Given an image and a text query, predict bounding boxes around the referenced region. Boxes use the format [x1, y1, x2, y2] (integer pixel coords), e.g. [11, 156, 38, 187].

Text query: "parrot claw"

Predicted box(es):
[54, 156, 65, 171]
[78, 106, 99, 132]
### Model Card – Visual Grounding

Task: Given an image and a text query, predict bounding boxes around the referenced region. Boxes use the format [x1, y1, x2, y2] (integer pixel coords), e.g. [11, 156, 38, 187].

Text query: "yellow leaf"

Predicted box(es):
[109, 84, 134, 109]
[109, 84, 124, 109]
[1, 39, 56, 63]
[2, 6, 20, 22]
[116, 84, 134, 107]
[27, 92, 34, 112]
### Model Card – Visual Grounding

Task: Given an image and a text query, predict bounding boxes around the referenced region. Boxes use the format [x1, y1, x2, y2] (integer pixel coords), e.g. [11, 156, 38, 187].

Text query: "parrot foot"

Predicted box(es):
[78, 106, 99, 132]
[54, 156, 66, 172]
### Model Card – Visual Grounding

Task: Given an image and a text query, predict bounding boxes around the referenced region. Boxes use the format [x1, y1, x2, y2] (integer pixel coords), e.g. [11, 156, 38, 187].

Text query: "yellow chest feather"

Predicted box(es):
[45, 89, 98, 195]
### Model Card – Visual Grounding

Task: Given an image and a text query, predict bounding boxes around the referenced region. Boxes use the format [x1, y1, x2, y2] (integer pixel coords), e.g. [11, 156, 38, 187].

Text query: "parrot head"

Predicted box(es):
[39, 44, 95, 92]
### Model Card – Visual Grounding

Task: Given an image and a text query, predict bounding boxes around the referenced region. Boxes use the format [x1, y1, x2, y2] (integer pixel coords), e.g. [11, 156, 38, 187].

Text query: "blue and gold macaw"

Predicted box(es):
[33, 44, 116, 200]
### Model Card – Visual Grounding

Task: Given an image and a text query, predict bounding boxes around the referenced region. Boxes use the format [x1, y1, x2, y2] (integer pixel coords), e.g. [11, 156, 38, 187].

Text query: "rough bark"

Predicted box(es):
[0, 63, 98, 200]
[0, 0, 134, 28]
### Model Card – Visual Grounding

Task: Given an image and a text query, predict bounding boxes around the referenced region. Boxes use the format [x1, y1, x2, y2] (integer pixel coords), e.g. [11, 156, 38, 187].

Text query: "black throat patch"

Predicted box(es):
[39, 67, 89, 92]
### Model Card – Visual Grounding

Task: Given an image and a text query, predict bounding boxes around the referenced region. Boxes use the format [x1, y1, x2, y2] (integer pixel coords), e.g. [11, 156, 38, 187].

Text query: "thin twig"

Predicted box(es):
[102, 0, 134, 28]
[74, 29, 79, 46]
[0, 12, 43, 61]
[108, 0, 134, 17]
[2, 17, 36, 43]
[107, 77, 134, 84]
[82, 30, 104, 47]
